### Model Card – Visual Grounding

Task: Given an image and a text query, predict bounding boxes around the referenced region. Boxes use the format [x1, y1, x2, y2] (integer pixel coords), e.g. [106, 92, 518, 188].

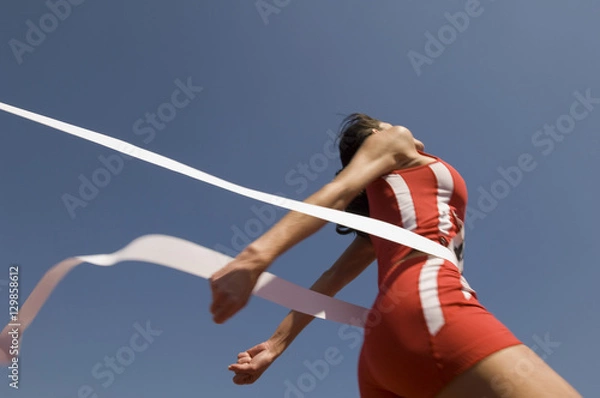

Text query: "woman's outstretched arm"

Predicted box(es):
[228, 235, 376, 385]
[209, 127, 415, 324]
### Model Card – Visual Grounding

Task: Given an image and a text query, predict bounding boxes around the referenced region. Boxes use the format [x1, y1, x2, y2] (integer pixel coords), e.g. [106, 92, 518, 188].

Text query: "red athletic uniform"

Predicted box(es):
[358, 152, 522, 397]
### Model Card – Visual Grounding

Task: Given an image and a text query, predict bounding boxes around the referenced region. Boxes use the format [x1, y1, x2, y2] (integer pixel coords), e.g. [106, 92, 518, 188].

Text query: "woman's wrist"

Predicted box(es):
[239, 243, 274, 274]
[266, 335, 288, 358]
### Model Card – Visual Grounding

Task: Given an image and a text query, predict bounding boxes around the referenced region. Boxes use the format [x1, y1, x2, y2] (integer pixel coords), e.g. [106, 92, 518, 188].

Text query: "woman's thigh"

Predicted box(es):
[435, 344, 582, 398]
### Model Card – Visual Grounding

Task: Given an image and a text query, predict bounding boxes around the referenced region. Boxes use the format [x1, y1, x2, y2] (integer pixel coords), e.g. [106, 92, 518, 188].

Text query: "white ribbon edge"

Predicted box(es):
[0, 234, 370, 364]
[0, 101, 457, 265]
[0, 100, 460, 363]
[78, 234, 371, 326]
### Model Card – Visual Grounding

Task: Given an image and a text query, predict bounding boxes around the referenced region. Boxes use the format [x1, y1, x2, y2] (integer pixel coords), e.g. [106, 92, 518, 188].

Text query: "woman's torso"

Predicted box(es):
[365, 152, 468, 285]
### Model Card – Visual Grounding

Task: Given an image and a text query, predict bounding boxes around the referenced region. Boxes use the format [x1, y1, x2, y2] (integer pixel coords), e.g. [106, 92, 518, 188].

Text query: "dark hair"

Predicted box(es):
[334, 113, 382, 237]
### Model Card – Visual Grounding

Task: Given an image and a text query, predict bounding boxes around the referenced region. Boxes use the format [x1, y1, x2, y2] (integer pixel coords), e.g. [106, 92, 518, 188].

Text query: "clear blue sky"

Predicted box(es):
[1, 1, 599, 397]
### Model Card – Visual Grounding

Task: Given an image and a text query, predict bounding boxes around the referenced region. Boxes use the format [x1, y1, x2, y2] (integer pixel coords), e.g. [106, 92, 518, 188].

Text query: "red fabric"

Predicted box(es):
[358, 153, 522, 397]
[366, 152, 467, 285]
[358, 256, 522, 398]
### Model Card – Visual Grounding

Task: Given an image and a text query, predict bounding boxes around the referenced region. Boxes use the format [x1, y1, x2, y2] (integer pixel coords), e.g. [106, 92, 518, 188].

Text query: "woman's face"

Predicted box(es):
[377, 122, 425, 151]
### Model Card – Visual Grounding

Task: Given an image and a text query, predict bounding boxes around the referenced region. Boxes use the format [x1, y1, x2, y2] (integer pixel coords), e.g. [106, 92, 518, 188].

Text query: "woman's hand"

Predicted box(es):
[228, 341, 280, 385]
[209, 247, 269, 324]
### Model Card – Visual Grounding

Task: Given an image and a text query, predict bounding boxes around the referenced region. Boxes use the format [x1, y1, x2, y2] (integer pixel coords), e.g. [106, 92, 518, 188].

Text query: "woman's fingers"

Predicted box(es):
[209, 292, 239, 324]
[229, 362, 252, 373]
[229, 341, 275, 385]
[236, 356, 251, 365]
[229, 351, 254, 372]
[246, 342, 268, 357]
[209, 260, 261, 324]
[232, 372, 246, 385]
[232, 372, 255, 385]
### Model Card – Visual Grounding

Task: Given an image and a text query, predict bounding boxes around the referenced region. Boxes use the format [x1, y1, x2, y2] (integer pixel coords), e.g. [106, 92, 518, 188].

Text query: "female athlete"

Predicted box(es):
[210, 113, 581, 397]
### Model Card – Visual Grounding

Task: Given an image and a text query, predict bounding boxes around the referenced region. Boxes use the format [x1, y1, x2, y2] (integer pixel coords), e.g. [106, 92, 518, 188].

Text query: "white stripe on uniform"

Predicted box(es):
[428, 162, 454, 236]
[418, 257, 446, 335]
[429, 163, 475, 299]
[383, 174, 417, 231]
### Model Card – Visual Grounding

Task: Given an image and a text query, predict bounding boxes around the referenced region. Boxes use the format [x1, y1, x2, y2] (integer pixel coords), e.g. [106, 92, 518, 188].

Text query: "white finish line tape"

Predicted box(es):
[0, 101, 458, 362]
[0, 235, 370, 364]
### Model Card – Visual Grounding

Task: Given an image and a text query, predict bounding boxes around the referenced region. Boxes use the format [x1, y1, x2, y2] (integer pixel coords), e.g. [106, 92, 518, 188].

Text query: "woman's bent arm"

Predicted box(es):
[229, 235, 376, 384]
[269, 235, 375, 354]
[210, 130, 411, 323]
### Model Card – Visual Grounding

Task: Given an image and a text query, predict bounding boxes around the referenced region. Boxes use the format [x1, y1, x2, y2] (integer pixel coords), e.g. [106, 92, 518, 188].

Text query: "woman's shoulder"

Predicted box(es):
[384, 151, 464, 178]
[417, 150, 441, 162]
[391, 151, 442, 174]
[416, 151, 462, 171]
